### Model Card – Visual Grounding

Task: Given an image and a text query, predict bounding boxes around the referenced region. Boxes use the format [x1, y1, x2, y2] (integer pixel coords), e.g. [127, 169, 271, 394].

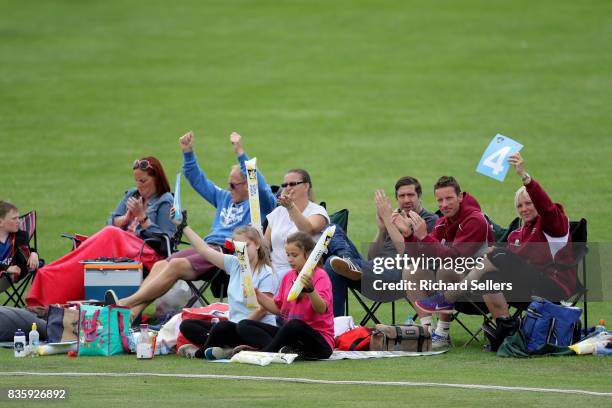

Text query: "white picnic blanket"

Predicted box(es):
[327, 350, 447, 360]
[211, 349, 446, 365]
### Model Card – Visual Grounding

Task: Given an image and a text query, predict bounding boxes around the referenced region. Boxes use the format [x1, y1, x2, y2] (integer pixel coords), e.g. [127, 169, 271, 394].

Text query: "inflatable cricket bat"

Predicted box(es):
[245, 158, 262, 235]
[287, 225, 336, 301]
[173, 173, 183, 222]
[233, 240, 258, 308]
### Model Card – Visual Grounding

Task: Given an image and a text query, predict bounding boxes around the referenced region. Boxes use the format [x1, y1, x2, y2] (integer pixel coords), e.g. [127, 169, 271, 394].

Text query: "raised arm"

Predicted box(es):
[181, 225, 226, 270]
[509, 152, 569, 237]
[180, 131, 227, 207]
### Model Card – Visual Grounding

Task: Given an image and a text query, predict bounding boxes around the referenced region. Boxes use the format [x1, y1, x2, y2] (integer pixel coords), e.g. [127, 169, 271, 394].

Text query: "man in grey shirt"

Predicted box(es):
[327, 176, 437, 316]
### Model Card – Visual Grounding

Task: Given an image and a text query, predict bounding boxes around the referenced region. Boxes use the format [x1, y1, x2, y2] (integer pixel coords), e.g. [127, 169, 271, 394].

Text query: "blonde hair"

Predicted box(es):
[514, 186, 529, 227]
[233, 226, 271, 273]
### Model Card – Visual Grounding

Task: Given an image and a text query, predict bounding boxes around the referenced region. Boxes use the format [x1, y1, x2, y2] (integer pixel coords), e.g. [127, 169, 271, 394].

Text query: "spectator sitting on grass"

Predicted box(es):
[234, 232, 335, 360]
[136, 220, 278, 359]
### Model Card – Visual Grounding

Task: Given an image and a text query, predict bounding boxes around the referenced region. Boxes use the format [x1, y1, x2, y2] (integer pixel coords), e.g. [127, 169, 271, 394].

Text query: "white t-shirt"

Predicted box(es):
[223, 255, 278, 326]
[266, 201, 329, 278]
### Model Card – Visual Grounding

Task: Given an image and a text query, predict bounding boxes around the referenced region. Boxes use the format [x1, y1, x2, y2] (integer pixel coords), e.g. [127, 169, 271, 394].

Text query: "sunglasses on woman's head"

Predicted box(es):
[281, 181, 306, 188]
[133, 159, 152, 171]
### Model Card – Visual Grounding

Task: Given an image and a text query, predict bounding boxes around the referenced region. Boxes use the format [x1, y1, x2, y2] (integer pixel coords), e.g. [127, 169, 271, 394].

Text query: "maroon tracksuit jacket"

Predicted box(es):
[507, 178, 574, 296]
[406, 192, 494, 259]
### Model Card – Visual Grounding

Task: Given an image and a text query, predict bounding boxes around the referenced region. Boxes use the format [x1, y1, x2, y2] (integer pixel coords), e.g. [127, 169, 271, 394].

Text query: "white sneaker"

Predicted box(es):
[330, 256, 362, 281]
[431, 332, 452, 350]
[177, 344, 200, 359]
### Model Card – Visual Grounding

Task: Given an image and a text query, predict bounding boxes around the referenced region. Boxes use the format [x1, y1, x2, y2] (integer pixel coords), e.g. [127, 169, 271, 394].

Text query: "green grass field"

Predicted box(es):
[2, 0, 612, 406]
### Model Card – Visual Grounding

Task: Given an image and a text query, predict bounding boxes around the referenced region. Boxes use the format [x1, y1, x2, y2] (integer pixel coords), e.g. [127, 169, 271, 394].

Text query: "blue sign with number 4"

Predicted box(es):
[476, 134, 523, 182]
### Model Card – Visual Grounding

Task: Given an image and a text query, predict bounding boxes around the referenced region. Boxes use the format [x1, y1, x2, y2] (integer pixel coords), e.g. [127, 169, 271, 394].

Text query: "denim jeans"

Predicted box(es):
[323, 225, 367, 317]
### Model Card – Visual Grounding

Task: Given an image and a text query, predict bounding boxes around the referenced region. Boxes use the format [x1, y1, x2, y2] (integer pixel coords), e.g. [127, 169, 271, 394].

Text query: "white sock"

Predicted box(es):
[435, 320, 451, 338]
[419, 316, 433, 333]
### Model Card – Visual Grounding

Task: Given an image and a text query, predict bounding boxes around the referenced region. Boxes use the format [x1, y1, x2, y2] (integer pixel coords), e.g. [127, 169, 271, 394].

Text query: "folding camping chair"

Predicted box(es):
[323, 205, 400, 326]
[2, 211, 44, 308]
[452, 218, 590, 346]
[135, 211, 229, 307]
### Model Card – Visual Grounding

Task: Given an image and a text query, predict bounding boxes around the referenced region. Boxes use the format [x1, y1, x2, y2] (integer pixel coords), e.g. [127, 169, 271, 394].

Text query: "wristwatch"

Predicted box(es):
[521, 173, 531, 184]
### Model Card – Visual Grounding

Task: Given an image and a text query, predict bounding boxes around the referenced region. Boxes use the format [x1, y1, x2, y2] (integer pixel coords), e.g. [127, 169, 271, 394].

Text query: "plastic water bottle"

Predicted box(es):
[29, 323, 40, 357]
[136, 324, 153, 359]
[595, 319, 606, 333]
[14, 329, 26, 358]
[593, 342, 612, 356]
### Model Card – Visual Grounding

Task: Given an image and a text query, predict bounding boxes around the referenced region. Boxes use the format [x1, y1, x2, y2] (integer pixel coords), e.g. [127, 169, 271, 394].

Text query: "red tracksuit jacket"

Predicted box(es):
[507, 178, 575, 296]
[407, 192, 494, 259]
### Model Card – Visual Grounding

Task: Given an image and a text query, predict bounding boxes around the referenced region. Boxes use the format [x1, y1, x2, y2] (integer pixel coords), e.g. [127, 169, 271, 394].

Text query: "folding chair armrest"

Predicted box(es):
[61, 233, 88, 250]
[138, 234, 172, 259]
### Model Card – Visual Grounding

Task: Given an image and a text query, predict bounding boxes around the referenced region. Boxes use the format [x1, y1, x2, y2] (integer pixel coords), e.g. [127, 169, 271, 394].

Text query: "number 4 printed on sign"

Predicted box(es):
[476, 134, 523, 181]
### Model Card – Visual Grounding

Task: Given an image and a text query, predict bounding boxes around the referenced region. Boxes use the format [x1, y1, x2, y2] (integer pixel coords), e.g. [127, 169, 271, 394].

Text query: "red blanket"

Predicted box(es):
[26, 226, 162, 306]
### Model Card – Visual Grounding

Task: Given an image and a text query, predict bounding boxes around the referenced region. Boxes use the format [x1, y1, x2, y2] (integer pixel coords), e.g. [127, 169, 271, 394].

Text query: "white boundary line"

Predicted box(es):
[2, 372, 612, 397]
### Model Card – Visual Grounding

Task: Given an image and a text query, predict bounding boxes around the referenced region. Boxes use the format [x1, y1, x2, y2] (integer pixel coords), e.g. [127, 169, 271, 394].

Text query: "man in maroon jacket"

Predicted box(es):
[402, 176, 495, 349]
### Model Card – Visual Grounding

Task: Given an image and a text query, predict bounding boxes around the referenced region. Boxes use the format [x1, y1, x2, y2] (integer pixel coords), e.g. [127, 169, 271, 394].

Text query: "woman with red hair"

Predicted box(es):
[27, 156, 176, 307]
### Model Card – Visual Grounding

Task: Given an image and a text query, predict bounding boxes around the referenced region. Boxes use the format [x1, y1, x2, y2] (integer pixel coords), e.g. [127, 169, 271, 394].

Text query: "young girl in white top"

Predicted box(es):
[176, 222, 278, 359]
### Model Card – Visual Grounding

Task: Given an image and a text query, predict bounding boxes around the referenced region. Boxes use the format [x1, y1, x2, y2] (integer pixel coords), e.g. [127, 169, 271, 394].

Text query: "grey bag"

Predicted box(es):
[370, 324, 431, 352]
[0, 306, 47, 342]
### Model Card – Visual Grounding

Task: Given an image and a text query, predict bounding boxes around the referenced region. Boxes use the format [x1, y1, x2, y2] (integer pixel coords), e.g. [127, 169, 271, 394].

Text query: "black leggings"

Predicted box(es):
[179, 319, 244, 358]
[179, 319, 214, 347]
[238, 319, 333, 359]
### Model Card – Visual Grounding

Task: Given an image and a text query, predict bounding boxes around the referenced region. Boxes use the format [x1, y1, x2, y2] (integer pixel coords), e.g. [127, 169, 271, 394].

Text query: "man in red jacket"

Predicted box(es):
[402, 176, 495, 348]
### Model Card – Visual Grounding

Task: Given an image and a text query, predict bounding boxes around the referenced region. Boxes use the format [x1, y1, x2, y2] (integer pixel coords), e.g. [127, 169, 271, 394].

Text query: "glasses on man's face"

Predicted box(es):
[281, 181, 306, 188]
[133, 159, 152, 171]
[229, 181, 246, 190]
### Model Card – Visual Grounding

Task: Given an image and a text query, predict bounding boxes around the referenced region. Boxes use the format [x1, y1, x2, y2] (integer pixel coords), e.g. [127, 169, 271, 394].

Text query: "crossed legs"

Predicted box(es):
[403, 267, 456, 327]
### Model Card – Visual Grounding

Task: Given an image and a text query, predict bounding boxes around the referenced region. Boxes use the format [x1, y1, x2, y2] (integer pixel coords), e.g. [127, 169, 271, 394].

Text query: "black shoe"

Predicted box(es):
[104, 289, 119, 306]
[483, 317, 518, 352]
[278, 345, 304, 359]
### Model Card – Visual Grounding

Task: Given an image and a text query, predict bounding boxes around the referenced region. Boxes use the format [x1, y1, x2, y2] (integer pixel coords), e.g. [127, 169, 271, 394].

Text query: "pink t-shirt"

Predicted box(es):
[274, 266, 335, 349]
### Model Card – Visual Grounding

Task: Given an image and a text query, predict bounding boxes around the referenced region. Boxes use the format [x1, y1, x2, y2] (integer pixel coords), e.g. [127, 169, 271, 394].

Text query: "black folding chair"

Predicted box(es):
[324, 206, 400, 326]
[349, 287, 399, 325]
[2, 211, 44, 307]
[452, 218, 589, 346]
[136, 211, 229, 307]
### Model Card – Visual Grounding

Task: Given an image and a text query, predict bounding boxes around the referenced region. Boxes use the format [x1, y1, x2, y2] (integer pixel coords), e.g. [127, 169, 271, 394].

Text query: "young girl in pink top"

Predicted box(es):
[237, 231, 334, 359]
